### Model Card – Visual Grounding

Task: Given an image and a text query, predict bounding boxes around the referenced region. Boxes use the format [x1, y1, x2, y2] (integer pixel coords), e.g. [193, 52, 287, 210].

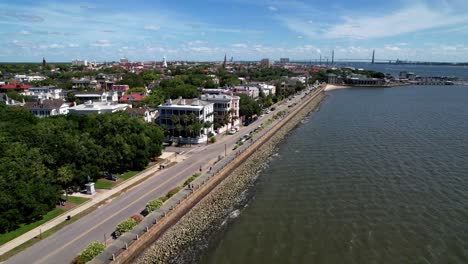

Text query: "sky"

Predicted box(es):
[2, 0, 468, 62]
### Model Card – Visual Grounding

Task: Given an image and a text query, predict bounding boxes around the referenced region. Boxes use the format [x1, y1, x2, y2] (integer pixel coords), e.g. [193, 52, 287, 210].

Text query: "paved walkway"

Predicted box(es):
[0, 152, 180, 256]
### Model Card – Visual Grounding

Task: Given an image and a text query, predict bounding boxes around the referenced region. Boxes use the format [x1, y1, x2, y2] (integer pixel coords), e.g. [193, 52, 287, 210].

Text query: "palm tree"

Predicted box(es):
[181, 114, 190, 126]
[170, 115, 180, 140]
[189, 112, 197, 125]
[185, 125, 194, 146]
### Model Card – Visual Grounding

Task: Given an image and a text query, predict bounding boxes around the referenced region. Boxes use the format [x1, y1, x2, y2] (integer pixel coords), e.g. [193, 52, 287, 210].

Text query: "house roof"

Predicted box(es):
[120, 93, 145, 102]
[24, 99, 66, 110]
[0, 82, 32, 90]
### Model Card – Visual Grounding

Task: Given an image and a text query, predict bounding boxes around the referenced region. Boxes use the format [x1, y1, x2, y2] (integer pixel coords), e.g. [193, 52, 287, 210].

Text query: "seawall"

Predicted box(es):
[133, 87, 326, 264]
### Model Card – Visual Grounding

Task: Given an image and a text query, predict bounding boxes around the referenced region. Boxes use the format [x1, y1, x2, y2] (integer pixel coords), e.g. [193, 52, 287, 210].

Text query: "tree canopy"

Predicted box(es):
[0, 104, 164, 233]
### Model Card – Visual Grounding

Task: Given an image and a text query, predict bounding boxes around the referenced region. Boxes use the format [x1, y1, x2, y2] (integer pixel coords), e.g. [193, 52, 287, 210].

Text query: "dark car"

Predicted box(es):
[105, 172, 118, 181]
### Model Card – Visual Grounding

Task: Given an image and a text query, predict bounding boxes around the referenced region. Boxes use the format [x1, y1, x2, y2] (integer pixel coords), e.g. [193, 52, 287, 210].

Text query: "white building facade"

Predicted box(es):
[68, 101, 131, 115]
[158, 97, 214, 144]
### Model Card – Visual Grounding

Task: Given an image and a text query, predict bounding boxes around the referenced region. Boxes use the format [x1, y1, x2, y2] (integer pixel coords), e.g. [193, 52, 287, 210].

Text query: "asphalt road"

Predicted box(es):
[6, 86, 318, 264]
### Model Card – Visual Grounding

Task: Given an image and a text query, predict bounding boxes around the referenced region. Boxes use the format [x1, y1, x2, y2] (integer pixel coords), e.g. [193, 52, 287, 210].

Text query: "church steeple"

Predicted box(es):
[222, 53, 227, 68]
[42, 57, 47, 67]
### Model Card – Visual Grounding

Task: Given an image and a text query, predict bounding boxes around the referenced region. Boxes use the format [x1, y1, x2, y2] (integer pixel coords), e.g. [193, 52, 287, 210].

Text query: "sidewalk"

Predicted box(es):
[0, 152, 181, 256]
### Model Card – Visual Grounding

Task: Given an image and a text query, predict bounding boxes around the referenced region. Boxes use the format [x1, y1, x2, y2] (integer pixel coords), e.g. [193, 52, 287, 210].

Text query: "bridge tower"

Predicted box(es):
[371, 50, 375, 64]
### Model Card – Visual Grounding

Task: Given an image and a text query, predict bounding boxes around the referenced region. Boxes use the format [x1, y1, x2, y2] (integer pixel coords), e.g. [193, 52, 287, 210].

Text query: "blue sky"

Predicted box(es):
[2, 0, 468, 62]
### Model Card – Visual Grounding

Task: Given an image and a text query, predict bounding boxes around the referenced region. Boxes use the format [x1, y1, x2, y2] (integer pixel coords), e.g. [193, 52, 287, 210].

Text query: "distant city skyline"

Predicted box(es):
[2, 0, 468, 62]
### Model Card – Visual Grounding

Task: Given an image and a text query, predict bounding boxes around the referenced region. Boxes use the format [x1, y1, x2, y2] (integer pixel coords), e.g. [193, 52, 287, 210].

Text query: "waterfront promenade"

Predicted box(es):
[4, 85, 322, 264]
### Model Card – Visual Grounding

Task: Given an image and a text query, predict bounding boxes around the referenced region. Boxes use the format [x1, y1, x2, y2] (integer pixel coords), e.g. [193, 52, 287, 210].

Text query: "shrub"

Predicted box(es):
[115, 218, 137, 234]
[130, 214, 143, 223]
[209, 137, 216, 143]
[160, 196, 169, 202]
[146, 199, 163, 213]
[166, 186, 182, 199]
[208, 132, 214, 138]
[183, 173, 201, 186]
[75, 241, 106, 263]
[184, 176, 196, 186]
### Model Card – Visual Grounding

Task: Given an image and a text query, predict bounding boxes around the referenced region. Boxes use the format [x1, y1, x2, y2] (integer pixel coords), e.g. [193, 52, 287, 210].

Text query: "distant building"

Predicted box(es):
[126, 107, 158, 123]
[14, 75, 47, 83]
[74, 91, 118, 103]
[232, 85, 260, 99]
[72, 59, 88, 67]
[327, 73, 338, 84]
[344, 74, 385, 86]
[68, 101, 131, 115]
[162, 56, 168, 68]
[257, 83, 276, 96]
[280, 58, 290, 63]
[111, 84, 130, 93]
[22, 86, 63, 100]
[260, 58, 271, 68]
[120, 57, 129, 64]
[24, 99, 69, 118]
[119, 93, 145, 104]
[71, 78, 91, 89]
[0, 82, 32, 92]
[158, 97, 214, 144]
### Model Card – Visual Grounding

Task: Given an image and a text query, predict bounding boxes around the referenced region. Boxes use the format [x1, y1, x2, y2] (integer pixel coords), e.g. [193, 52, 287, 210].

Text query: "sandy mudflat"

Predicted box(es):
[324, 84, 353, 91]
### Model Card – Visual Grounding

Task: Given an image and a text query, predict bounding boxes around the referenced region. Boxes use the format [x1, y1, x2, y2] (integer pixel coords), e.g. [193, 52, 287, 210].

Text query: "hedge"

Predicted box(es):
[74, 241, 105, 263]
[115, 218, 137, 234]
[146, 199, 163, 213]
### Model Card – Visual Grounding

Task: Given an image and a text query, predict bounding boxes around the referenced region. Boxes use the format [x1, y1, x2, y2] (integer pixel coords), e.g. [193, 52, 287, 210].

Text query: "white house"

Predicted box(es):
[257, 83, 276, 96]
[14, 75, 47, 83]
[158, 97, 214, 144]
[68, 101, 131, 115]
[22, 86, 63, 100]
[200, 93, 240, 133]
[126, 107, 158, 123]
[74, 91, 118, 103]
[24, 99, 69, 117]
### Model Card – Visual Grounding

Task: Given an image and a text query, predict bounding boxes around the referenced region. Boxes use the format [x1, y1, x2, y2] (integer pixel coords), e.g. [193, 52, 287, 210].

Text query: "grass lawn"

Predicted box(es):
[65, 196, 89, 205]
[94, 179, 115, 189]
[119, 171, 139, 180]
[0, 208, 64, 246]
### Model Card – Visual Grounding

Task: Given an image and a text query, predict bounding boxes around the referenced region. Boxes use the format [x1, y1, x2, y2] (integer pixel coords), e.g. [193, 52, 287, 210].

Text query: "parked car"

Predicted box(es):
[228, 129, 237, 135]
[105, 172, 118, 181]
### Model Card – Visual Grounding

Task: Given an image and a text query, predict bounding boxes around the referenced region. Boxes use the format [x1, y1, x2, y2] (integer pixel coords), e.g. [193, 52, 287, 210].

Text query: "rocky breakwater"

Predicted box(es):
[136, 90, 326, 264]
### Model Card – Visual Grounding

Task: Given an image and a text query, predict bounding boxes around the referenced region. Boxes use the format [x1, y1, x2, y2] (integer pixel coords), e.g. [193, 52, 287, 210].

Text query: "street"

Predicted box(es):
[6, 86, 318, 264]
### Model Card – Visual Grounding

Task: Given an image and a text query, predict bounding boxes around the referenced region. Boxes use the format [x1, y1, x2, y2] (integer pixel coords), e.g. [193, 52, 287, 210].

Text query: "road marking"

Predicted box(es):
[34, 162, 199, 264]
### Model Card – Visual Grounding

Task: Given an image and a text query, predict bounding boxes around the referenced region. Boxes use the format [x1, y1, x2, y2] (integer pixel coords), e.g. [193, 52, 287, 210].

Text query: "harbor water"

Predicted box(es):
[200, 84, 468, 263]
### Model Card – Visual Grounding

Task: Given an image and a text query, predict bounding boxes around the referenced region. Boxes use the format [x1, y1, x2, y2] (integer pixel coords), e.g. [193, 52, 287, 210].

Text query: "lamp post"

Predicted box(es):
[179, 136, 182, 153]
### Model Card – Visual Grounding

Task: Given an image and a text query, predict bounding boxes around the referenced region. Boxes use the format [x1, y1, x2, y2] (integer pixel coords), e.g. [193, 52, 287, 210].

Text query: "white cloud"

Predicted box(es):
[232, 43, 248, 48]
[384, 45, 401, 51]
[281, 3, 468, 40]
[91, 40, 112, 47]
[68, 43, 79, 48]
[144, 25, 161, 31]
[325, 4, 468, 39]
[297, 35, 303, 39]
[268, 6, 278, 11]
[186, 40, 207, 46]
[38, 43, 65, 49]
[18, 30, 31, 35]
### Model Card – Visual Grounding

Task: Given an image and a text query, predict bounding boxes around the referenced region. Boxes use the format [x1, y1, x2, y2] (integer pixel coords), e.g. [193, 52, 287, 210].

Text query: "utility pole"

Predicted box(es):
[331, 49, 334, 64]
[372, 50, 375, 64]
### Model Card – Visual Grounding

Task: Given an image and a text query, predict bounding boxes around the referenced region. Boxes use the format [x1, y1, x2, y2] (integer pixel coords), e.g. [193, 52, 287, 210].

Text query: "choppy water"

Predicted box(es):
[201, 85, 468, 264]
